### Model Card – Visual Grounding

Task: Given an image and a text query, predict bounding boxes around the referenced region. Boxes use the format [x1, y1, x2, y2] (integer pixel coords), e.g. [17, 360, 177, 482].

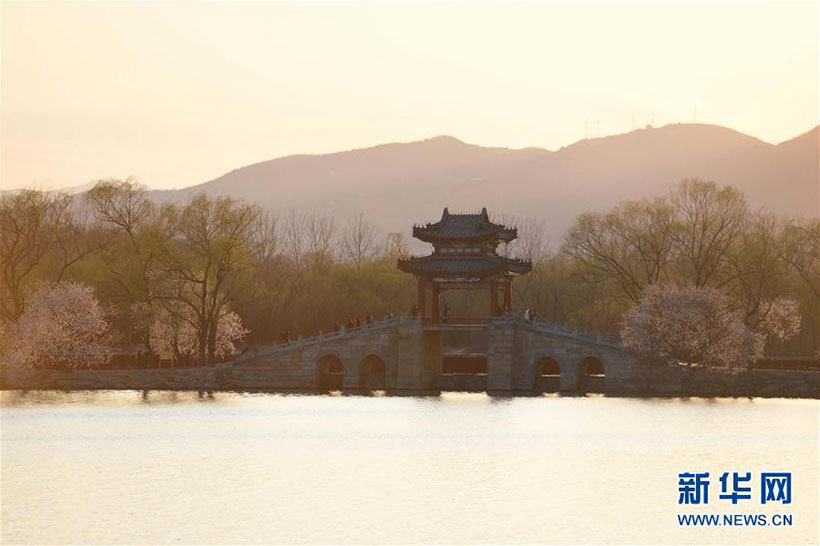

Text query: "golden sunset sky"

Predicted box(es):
[1, 1, 817, 190]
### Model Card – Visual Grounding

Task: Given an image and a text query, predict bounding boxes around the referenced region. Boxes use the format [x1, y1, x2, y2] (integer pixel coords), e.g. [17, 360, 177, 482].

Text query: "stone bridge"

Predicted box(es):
[230, 315, 642, 394]
[4, 314, 817, 398]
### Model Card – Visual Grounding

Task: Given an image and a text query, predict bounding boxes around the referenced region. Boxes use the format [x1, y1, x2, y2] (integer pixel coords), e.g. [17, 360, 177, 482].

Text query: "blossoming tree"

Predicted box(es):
[145, 302, 248, 362]
[621, 284, 800, 368]
[5, 281, 112, 369]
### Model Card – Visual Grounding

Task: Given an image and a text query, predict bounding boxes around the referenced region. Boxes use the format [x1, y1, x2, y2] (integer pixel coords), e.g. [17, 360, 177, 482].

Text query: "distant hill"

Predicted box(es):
[2, 180, 153, 195]
[150, 123, 819, 245]
[65, 180, 154, 195]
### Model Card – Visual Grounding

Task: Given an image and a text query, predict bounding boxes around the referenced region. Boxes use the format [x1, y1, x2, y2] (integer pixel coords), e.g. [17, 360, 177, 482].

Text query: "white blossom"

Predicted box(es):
[754, 297, 801, 343]
[213, 311, 249, 357]
[146, 303, 248, 360]
[621, 284, 764, 368]
[4, 281, 112, 369]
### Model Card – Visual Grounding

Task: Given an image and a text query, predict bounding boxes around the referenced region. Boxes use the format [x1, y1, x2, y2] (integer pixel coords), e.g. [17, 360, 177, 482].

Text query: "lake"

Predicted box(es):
[1, 391, 817, 544]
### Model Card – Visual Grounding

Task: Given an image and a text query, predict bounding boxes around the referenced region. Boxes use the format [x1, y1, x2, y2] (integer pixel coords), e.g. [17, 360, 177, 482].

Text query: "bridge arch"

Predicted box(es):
[577, 355, 606, 392]
[532, 355, 562, 392]
[358, 354, 387, 391]
[317, 353, 345, 391]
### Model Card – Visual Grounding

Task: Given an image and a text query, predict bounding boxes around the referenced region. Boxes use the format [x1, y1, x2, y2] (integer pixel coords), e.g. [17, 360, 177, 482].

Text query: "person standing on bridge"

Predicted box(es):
[523, 307, 531, 322]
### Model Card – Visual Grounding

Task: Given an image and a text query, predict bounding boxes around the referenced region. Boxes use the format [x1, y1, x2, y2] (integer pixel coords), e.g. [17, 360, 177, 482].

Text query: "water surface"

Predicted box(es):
[1, 391, 817, 544]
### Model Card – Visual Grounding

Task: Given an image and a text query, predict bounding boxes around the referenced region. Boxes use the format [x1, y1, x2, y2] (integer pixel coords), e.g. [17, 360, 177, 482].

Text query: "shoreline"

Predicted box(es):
[2, 365, 818, 399]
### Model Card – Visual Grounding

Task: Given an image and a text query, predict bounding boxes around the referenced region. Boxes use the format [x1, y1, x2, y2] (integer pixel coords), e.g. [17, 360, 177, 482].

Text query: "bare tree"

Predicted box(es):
[282, 210, 307, 266]
[158, 194, 262, 364]
[780, 218, 820, 299]
[85, 178, 160, 307]
[0, 190, 63, 321]
[726, 212, 786, 324]
[253, 211, 280, 263]
[304, 214, 337, 271]
[669, 178, 747, 287]
[306, 214, 337, 254]
[52, 196, 111, 283]
[384, 233, 410, 259]
[779, 217, 820, 351]
[85, 177, 154, 238]
[562, 197, 676, 303]
[342, 213, 378, 266]
[497, 215, 550, 262]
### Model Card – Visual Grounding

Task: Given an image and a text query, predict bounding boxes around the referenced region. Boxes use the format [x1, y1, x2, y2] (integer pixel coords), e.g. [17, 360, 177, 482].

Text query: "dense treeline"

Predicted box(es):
[1, 177, 818, 368]
[0, 179, 417, 365]
[517, 179, 819, 356]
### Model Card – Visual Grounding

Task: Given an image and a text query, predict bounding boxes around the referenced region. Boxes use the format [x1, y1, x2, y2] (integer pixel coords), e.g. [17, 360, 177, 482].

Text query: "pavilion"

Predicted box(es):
[398, 208, 532, 325]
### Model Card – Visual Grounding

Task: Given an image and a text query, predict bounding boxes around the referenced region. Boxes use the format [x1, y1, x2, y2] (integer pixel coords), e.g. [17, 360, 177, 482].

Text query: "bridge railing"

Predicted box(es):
[492, 316, 622, 348]
[237, 313, 620, 363]
[236, 314, 418, 362]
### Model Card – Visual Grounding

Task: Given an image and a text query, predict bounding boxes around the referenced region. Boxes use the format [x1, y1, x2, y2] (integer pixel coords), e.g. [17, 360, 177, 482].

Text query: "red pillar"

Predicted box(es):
[504, 280, 512, 313]
[418, 279, 426, 322]
[432, 283, 440, 324]
[490, 280, 498, 316]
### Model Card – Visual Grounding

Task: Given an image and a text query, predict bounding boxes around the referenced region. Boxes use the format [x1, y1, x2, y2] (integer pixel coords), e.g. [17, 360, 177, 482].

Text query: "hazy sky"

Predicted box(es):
[2, 1, 817, 191]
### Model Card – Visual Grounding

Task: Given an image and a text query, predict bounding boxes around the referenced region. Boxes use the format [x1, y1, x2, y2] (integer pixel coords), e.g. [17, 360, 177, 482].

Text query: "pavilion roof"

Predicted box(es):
[397, 254, 531, 277]
[412, 207, 517, 243]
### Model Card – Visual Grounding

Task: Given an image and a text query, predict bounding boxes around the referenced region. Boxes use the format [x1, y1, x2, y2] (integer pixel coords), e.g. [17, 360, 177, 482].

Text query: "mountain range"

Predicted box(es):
[151, 123, 819, 244]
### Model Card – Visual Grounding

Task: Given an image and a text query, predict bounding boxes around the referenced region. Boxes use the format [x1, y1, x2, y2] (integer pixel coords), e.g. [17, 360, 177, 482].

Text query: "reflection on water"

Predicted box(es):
[1, 391, 818, 545]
